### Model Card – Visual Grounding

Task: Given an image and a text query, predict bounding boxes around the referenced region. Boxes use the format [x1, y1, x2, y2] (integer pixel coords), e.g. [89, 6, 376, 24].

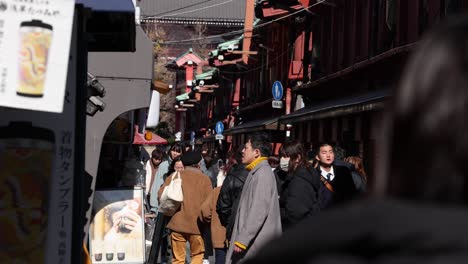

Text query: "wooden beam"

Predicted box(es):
[218, 60, 239, 65]
[201, 84, 219, 88]
[152, 80, 170, 94]
[242, 0, 255, 64]
[230, 50, 258, 55]
[198, 89, 215, 93]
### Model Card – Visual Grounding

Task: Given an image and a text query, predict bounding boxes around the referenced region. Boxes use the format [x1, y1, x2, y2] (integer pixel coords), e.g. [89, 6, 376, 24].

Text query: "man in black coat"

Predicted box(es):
[216, 146, 249, 242]
[316, 143, 357, 208]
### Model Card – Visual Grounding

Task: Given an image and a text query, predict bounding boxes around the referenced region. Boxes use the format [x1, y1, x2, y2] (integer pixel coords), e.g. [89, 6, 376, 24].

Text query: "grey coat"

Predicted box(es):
[226, 160, 282, 264]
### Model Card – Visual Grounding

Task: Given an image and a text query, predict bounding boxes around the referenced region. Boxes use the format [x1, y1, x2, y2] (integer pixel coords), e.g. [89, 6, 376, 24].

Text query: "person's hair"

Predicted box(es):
[384, 16, 468, 204]
[204, 152, 214, 168]
[168, 142, 184, 157]
[280, 140, 309, 174]
[309, 158, 319, 169]
[201, 143, 210, 153]
[183, 142, 192, 151]
[151, 148, 164, 160]
[345, 156, 367, 183]
[224, 144, 244, 175]
[246, 132, 272, 157]
[334, 146, 346, 161]
[268, 156, 280, 168]
[224, 149, 236, 174]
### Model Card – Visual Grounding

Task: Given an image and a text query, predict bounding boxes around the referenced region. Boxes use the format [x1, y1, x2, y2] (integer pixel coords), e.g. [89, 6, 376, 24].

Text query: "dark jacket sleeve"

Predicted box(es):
[285, 167, 320, 228]
[216, 174, 234, 227]
[335, 166, 358, 200]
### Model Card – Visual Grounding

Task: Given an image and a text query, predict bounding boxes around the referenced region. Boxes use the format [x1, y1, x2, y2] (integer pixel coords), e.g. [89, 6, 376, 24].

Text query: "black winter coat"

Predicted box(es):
[216, 163, 249, 240]
[318, 165, 358, 208]
[334, 160, 367, 193]
[281, 166, 321, 229]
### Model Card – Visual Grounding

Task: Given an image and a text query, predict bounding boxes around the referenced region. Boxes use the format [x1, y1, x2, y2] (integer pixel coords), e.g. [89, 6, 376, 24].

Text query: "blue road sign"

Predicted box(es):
[215, 121, 224, 134]
[272, 81, 283, 100]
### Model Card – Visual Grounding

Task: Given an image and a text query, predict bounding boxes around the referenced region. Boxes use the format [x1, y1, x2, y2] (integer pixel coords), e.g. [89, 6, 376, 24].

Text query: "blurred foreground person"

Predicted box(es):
[245, 17, 468, 264]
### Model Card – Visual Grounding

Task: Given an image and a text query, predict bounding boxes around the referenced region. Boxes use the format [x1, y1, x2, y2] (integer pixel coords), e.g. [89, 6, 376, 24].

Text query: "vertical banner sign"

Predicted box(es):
[0, 0, 75, 113]
[0, 7, 78, 263]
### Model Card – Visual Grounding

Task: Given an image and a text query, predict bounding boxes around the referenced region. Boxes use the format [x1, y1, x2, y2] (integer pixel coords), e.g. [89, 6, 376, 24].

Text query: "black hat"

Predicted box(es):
[181, 151, 202, 166]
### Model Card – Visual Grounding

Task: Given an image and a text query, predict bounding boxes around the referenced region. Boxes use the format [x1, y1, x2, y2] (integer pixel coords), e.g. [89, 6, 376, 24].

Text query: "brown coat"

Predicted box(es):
[158, 166, 212, 234]
[200, 187, 226, 249]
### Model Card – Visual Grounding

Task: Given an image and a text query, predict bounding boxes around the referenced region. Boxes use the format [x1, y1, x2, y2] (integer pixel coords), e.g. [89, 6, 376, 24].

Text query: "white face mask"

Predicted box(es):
[280, 157, 290, 172]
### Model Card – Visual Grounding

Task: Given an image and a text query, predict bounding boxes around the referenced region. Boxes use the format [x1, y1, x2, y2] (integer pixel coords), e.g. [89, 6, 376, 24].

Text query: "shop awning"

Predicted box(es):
[279, 89, 391, 124]
[224, 116, 281, 135]
[133, 126, 168, 145]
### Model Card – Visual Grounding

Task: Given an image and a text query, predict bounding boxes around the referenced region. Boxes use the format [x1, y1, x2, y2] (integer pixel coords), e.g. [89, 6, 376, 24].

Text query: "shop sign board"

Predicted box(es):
[89, 188, 146, 264]
[0, 0, 75, 113]
[272, 81, 283, 109]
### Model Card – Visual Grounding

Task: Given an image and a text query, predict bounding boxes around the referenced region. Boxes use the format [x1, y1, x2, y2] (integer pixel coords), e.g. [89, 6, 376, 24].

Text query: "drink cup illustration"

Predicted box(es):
[17, 20, 53, 97]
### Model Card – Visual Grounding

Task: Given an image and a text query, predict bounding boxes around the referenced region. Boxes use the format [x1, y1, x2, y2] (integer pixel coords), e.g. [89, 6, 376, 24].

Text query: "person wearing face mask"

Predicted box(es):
[277, 141, 321, 230]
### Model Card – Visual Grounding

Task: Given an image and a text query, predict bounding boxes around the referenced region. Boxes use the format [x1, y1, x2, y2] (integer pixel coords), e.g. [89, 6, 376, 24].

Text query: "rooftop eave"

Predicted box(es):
[141, 16, 244, 26]
[256, 0, 303, 19]
[211, 58, 244, 67]
[294, 43, 415, 95]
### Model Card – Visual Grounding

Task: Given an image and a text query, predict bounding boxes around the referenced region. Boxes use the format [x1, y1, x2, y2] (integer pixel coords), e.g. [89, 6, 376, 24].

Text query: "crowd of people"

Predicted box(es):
[144, 133, 367, 264]
[142, 16, 468, 264]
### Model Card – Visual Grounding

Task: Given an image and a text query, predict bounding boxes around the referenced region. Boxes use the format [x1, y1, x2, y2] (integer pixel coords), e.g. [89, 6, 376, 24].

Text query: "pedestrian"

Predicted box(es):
[315, 143, 357, 208]
[145, 148, 164, 199]
[200, 171, 227, 264]
[158, 151, 212, 264]
[344, 156, 367, 193]
[148, 143, 184, 264]
[216, 146, 249, 244]
[149, 142, 184, 213]
[245, 15, 468, 264]
[163, 156, 184, 181]
[225, 133, 282, 264]
[278, 140, 321, 230]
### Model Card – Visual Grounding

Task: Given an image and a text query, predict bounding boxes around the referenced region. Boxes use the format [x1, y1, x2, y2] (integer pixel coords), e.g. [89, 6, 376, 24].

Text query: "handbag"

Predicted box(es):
[158, 171, 183, 216]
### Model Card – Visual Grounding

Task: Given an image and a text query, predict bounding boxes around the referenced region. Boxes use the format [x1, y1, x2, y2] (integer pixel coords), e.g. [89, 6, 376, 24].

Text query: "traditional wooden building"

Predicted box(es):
[139, 0, 246, 140]
[220, 0, 468, 184]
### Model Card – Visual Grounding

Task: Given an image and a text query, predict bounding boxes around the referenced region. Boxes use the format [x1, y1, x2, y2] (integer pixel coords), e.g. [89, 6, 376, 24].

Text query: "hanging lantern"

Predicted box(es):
[144, 130, 153, 141]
